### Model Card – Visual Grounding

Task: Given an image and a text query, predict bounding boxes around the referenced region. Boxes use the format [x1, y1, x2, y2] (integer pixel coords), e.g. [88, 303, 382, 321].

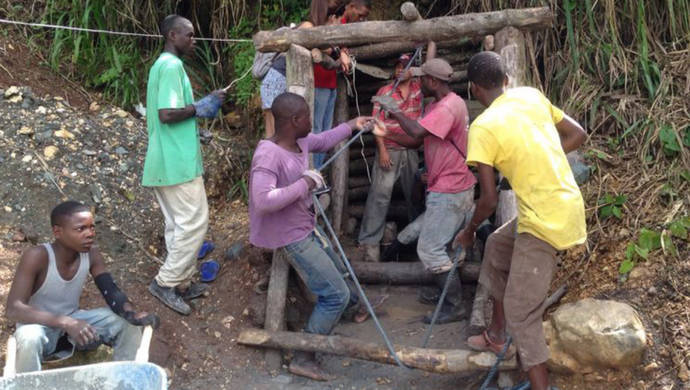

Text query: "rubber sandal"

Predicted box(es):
[200, 260, 220, 282]
[467, 330, 516, 359]
[197, 240, 215, 259]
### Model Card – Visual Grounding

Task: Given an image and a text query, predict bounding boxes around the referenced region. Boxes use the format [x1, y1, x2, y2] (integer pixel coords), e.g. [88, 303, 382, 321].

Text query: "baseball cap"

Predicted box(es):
[410, 58, 454, 81]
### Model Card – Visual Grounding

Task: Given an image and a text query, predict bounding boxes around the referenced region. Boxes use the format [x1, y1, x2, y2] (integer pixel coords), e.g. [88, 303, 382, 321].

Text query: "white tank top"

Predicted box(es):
[27, 243, 90, 317]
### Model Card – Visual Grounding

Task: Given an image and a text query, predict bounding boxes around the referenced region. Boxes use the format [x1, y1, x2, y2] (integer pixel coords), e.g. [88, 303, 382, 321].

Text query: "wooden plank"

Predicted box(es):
[351, 261, 480, 284]
[238, 329, 518, 373]
[254, 7, 553, 52]
[330, 77, 350, 235]
[349, 38, 472, 61]
[264, 250, 290, 372]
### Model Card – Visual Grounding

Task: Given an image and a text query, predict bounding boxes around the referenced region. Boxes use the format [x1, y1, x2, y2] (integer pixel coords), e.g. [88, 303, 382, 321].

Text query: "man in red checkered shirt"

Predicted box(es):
[358, 53, 424, 262]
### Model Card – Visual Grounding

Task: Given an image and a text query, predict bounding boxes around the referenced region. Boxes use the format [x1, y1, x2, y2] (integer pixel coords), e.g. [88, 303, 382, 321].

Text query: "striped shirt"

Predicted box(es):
[372, 79, 423, 149]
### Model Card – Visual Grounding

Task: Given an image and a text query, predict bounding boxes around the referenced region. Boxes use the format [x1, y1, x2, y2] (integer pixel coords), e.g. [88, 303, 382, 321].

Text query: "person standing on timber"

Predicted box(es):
[357, 53, 425, 262]
[312, 0, 370, 168]
[249, 93, 377, 381]
[455, 51, 587, 390]
[6, 201, 158, 373]
[142, 15, 226, 315]
[375, 57, 476, 324]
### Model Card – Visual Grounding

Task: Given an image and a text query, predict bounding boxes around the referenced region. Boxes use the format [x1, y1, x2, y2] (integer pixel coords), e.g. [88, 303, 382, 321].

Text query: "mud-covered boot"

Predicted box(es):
[422, 270, 467, 324]
[381, 238, 402, 262]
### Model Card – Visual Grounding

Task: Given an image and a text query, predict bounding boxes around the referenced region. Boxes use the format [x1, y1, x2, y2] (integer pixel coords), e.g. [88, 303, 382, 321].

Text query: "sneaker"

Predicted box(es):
[178, 282, 209, 300]
[149, 280, 191, 315]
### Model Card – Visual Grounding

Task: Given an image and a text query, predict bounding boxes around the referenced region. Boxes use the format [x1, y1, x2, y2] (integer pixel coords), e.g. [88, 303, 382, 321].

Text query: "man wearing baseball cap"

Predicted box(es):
[375, 55, 476, 324]
[357, 52, 425, 262]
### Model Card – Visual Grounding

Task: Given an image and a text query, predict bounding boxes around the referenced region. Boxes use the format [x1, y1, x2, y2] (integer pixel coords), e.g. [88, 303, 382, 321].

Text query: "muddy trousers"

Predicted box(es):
[478, 218, 558, 370]
[358, 149, 419, 245]
[14, 308, 142, 373]
[153, 176, 209, 288]
[283, 227, 359, 335]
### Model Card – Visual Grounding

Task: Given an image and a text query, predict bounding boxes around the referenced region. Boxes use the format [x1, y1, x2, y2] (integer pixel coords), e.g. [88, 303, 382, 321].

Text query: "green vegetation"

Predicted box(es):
[598, 193, 626, 220]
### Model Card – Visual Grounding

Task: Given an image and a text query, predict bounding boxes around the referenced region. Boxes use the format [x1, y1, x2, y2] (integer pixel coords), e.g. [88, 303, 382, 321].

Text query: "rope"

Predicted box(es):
[478, 335, 512, 390]
[312, 194, 408, 369]
[345, 55, 373, 183]
[0, 18, 252, 42]
[420, 245, 465, 347]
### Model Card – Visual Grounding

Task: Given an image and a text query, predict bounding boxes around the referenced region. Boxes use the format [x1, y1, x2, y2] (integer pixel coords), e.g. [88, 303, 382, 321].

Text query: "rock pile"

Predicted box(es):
[0, 85, 160, 254]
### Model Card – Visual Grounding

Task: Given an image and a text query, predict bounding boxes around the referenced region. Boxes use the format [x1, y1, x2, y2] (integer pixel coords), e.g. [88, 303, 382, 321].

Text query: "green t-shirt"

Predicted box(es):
[142, 52, 202, 187]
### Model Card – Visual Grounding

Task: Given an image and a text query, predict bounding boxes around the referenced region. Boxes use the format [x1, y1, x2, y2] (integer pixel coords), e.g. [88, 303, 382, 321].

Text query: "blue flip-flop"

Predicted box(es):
[200, 260, 220, 282]
[197, 240, 215, 259]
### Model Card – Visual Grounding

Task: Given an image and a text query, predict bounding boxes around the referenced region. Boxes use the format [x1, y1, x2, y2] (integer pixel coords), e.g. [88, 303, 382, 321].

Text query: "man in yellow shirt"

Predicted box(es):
[454, 51, 587, 390]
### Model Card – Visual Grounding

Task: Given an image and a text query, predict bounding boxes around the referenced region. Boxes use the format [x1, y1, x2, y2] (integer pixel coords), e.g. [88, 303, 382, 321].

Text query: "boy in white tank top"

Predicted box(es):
[5, 201, 159, 373]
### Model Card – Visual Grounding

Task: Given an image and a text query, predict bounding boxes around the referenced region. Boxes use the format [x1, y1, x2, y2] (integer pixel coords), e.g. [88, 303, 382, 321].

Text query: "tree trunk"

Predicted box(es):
[263, 250, 290, 372]
[254, 7, 552, 52]
[330, 77, 350, 234]
[349, 38, 473, 60]
[238, 329, 518, 373]
[351, 261, 480, 284]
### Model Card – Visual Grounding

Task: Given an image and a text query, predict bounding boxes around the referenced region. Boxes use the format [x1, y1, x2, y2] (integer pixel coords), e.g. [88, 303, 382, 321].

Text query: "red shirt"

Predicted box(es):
[418, 92, 476, 193]
[372, 79, 423, 149]
[313, 17, 347, 89]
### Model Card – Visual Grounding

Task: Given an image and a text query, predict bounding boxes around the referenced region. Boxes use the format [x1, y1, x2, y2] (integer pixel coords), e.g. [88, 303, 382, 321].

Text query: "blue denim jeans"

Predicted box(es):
[13, 307, 142, 373]
[284, 227, 358, 335]
[414, 189, 475, 273]
[312, 87, 337, 168]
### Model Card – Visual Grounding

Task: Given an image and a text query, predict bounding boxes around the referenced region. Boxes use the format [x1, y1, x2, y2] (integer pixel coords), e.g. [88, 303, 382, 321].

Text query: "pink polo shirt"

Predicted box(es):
[418, 92, 476, 193]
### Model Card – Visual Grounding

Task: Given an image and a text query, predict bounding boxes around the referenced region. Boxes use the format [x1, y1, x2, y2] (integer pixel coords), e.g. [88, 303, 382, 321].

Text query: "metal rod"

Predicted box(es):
[317, 128, 368, 172]
[312, 194, 408, 369]
[387, 45, 423, 96]
[421, 246, 465, 347]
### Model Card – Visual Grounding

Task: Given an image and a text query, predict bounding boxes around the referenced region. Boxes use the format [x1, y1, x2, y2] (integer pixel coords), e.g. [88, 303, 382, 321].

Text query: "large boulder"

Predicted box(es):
[545, 298, 647, 373]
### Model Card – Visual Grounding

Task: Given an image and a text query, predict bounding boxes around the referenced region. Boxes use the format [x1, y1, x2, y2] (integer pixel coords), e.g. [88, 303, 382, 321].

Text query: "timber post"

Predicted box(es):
[469, 26, 526, 333]
[263, 250, 290, 373]
[330, 76, 350, 234]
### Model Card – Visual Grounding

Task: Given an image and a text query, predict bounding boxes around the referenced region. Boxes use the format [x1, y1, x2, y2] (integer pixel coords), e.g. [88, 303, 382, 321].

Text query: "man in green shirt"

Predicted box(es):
[143, 14, 225, 315]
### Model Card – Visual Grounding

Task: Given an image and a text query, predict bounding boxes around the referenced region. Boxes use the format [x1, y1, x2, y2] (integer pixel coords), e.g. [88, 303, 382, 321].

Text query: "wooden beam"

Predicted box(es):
[349, 38, 472, 60]
[238, 328, 518, 373]
[351, 261, 480, 284]
[330, 76, 350, 235]
[400, 2, 422, 22]
[264, 250, 290, 372]
[254, 7, 553, 52]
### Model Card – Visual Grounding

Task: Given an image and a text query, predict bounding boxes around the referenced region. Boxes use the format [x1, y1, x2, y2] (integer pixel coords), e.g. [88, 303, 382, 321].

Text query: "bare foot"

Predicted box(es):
[289, 359, 335, 381]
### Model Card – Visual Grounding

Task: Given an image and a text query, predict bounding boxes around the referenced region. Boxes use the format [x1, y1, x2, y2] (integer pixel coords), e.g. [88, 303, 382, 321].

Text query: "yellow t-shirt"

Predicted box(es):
[467, 87, 586, 250]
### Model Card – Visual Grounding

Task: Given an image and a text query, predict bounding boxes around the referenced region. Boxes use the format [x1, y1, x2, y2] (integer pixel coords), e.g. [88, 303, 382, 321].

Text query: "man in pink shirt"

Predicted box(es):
[375, 58, 476, 324]
[249, 92, 373, 381]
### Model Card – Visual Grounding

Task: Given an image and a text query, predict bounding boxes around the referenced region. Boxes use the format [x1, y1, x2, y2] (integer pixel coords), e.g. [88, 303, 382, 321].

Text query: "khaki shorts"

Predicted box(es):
[478, 218, 558, 370]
